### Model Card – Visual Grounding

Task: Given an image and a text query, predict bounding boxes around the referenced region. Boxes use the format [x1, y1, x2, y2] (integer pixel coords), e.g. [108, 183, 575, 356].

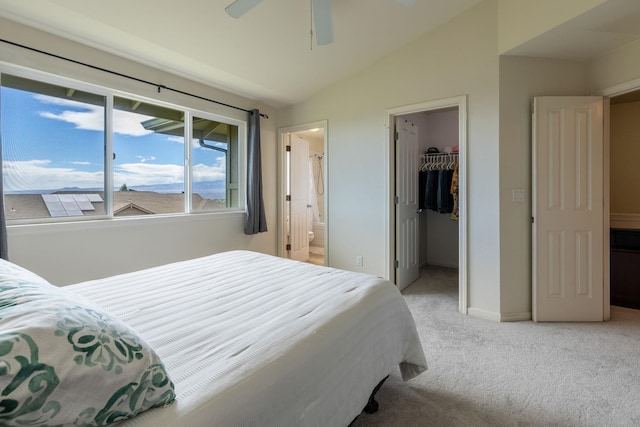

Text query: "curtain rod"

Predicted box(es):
[0, 38, 269, 119]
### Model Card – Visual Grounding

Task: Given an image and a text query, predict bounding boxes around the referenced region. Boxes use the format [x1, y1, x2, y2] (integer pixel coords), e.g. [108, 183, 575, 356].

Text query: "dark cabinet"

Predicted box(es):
[610, 229, 640, 310]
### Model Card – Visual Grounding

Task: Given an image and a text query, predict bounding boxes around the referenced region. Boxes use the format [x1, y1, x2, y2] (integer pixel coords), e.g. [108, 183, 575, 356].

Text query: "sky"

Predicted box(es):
[1, 86, 227, 196]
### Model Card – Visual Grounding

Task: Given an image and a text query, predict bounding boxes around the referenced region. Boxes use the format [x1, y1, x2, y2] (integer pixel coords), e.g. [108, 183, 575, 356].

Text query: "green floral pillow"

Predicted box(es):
[0, 259, 176, 426]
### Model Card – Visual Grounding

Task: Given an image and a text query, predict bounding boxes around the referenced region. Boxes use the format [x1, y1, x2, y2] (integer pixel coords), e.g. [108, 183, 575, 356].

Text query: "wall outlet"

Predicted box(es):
[356, 255, 363, 266]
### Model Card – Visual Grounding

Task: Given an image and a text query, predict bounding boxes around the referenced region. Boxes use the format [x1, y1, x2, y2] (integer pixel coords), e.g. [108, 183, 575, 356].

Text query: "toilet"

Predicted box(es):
[308, 230, 315, 242]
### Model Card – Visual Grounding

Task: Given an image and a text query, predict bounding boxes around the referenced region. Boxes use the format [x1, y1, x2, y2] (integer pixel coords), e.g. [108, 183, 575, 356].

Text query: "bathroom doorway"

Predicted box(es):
[278, 122, 327, 266]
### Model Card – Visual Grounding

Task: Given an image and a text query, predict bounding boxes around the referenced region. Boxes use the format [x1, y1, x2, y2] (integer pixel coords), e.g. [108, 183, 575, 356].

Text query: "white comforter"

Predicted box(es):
[69, 250, 427, 427]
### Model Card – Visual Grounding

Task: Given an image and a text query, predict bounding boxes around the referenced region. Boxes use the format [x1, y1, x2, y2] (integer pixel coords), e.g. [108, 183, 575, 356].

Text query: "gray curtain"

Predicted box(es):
[0, 98, 7, 260]
[244, 109, 267, 235]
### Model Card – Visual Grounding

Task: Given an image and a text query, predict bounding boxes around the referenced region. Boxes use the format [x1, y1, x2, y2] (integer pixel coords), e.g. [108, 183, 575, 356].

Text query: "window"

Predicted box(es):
[1, 74, 107, 220]
[0, 70, 244, 222]
[191, 115, 239, 210]
[112, 97, 185, 216]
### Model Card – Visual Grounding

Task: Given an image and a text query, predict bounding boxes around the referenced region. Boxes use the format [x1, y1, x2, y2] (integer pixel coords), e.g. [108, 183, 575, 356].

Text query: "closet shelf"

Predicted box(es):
[421, 152, 458, 171]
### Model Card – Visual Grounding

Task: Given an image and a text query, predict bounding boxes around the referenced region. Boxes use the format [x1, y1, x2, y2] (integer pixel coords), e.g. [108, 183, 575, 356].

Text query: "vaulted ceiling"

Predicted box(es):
[0, 0, 482, 107]
[2, 0, 640, 109]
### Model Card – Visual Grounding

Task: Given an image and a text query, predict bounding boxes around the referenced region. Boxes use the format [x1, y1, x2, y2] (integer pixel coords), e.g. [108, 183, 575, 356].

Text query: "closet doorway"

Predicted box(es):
[386, 96, 468, 314]
[278, 121, 328, 266]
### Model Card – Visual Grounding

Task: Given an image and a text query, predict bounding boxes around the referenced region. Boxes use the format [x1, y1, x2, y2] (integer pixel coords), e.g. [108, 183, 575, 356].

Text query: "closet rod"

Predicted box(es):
[422, 152, 459, 158]
[0, 38, 269, 119]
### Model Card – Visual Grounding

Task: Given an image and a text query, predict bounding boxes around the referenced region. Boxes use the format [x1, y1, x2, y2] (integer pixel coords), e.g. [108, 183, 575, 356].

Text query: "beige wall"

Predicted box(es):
[279, 1, 502, 316]
[610, 101, 640, 213]
[588, 38, 640, 92]
[1, 17, 278, 284]
[497, 0, 606, 55]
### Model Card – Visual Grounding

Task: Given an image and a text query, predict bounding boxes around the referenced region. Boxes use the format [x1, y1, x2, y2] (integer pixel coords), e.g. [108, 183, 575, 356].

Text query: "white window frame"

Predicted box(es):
[0, 63, 246, 225]
[184, 108, 246, 214]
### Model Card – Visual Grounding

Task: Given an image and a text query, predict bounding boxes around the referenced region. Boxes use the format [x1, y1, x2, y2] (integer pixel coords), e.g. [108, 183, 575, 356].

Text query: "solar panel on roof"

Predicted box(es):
[41, 194, 102, 217]
[44, 201, 65, 212]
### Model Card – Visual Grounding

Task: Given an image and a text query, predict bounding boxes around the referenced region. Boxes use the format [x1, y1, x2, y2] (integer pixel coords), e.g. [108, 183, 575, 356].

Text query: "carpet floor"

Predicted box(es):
[351, 265, 640, 427]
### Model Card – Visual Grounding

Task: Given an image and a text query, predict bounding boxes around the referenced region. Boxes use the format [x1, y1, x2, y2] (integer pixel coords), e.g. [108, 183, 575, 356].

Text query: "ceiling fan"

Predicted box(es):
[225, 0, 415, 46]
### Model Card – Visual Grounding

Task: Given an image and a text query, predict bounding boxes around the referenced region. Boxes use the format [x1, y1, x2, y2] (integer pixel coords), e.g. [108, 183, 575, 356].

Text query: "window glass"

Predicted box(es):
[191, 116, 239, 210]
[1, 74, 106, 220]
[1, 71, 243, 223]
[112, 97, 184, 216]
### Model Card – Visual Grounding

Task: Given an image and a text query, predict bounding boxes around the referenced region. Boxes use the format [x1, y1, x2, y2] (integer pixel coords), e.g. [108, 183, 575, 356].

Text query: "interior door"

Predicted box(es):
[532, 96, 604, 321]
[395, 117, 420, 290]
[290, 136, 310, 262]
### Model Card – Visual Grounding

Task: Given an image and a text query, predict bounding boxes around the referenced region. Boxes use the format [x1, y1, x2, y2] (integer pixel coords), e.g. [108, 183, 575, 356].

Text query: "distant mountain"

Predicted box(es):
[124, 181, 226, 199]
[5, 181, 226, 199]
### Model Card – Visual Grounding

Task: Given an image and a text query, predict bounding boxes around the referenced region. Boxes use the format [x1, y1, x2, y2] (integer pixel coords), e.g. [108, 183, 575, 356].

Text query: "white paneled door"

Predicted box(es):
[395, 117, 420, 291]
[290, 136, 310, 262]
[532, 96, 604, 321]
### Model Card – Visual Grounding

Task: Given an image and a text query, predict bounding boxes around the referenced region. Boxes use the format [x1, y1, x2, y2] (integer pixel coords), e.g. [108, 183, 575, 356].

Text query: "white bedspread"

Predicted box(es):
[69, 250, 427, 427]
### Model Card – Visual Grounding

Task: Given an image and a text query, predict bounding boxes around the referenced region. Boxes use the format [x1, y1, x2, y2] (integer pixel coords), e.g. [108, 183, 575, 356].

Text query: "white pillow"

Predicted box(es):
[0, 258, 176, 426]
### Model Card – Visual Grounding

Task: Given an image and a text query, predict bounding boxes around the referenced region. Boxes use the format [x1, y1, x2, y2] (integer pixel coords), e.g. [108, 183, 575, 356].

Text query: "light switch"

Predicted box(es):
[512, 189, 525, 202]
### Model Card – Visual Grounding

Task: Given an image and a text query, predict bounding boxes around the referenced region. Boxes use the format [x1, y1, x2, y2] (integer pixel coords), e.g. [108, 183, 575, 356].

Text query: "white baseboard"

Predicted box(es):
[468, 307, 531, 322]
[500, 312, 532, 322]
[467, 307, 501, 322]
[610, 213, 640, 230]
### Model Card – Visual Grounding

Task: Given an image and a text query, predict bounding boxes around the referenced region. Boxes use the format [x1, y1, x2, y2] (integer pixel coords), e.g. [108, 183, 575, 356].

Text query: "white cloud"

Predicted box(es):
[3, 159, 103, 191]
[114, 162, 184, 186]
[71, 161, 91, 165]
[113, 110, 154, 136]
[193, 156, 226, 182]
[136, 156, 157, 163]
[35, 94, 154, 137]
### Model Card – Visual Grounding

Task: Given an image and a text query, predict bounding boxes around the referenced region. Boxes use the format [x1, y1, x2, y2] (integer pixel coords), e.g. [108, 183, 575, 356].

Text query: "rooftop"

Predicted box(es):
[4, 190, 225, 220]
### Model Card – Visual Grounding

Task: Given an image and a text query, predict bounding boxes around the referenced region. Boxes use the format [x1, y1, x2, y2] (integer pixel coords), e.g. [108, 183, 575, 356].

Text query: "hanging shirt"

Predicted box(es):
[450, 162, 459, 221]
[437, 169, 454, 214]
[425, 169, 439, 211]
[418, 170, 428, 210]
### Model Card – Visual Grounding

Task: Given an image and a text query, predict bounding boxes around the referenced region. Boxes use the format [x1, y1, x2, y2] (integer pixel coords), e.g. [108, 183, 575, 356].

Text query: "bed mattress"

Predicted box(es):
[68, 250, 427, 426]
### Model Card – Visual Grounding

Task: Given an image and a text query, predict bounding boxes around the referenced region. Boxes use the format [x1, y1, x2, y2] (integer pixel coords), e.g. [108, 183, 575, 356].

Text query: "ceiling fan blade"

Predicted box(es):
[225, 0, 264, 18]
[394, 0, 415, 6]
[312, 0, 334, 45]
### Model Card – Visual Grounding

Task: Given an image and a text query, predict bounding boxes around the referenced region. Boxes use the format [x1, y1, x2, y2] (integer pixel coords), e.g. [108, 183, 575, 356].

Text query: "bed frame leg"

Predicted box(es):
[363, 375, 389, 414]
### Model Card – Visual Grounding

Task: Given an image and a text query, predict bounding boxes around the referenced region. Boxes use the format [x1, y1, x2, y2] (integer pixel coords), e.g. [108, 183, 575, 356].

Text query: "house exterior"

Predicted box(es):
[1, 0, 639, 321]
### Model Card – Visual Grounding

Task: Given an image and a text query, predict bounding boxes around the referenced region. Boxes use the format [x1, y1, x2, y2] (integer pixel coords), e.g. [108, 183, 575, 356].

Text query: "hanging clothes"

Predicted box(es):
[437, 169, 454, 214]
[425, 169, 439, 211]
[419, 153, 457, 214]
[419, 170, 428, 210]
[450, 162, 459, 221]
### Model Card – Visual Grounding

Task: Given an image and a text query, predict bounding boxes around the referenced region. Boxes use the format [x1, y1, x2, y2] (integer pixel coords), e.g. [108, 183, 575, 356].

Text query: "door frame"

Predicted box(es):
[385, 95, 468, 314]
[277, 120, 328, 263]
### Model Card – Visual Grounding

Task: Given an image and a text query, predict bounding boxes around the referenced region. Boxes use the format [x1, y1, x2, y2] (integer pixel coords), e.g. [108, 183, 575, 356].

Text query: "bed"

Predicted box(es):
[0, 250, 427, 426]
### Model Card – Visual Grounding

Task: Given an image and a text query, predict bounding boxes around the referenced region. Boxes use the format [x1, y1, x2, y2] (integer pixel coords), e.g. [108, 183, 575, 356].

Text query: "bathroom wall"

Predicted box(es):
[308, 136, 325, 223]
